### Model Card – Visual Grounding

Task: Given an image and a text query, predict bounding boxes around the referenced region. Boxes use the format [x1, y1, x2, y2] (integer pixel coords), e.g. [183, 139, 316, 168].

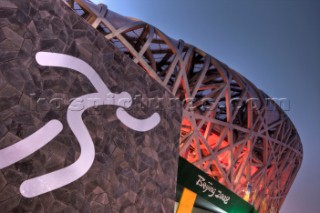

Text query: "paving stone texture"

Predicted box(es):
[0, 0, 182, 212]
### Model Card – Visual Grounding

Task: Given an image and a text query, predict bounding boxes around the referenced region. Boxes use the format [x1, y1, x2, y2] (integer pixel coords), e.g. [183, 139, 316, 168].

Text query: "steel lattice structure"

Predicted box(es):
[64, 1, 303, 212]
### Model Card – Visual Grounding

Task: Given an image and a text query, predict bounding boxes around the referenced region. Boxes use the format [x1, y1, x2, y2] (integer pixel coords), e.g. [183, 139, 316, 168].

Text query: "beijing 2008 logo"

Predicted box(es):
[0, 52, 161, 198]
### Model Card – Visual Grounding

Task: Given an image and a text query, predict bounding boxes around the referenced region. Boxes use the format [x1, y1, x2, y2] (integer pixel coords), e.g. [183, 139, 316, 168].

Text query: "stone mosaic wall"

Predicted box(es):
[0, 0, 182, 212]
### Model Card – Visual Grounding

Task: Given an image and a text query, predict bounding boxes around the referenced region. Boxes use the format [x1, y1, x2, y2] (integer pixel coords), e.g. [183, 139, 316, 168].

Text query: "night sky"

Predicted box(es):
[92, 0, 320, 212]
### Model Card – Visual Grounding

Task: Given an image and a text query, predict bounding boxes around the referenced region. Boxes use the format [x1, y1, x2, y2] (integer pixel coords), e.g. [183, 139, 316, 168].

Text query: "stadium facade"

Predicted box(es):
[65, 1, 303, 212]
[0, 0, 302, 212]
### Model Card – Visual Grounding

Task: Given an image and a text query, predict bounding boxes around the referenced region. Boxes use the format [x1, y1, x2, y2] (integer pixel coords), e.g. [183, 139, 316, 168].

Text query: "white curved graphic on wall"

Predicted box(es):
[0, 120, 63, 169]
[116, 108, 161, 132]
[0, 52, 161, 198]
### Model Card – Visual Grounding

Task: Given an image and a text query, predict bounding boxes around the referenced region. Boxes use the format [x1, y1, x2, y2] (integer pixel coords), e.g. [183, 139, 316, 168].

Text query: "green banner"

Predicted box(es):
[177, 157, 258, 213]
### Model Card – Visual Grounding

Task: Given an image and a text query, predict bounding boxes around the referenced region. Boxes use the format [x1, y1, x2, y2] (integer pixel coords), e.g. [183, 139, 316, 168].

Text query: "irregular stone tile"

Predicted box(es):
[0, 184, 19, 203]
[0, 196, 20, 212]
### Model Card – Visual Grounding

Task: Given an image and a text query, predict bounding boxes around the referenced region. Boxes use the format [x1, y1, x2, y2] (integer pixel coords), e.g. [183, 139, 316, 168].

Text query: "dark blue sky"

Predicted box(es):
[93, 0, 320, 212]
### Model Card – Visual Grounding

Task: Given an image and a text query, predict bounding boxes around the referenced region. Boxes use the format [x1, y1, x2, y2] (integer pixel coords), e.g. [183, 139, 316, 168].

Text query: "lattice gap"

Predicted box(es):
[96, 22, 111, 35]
